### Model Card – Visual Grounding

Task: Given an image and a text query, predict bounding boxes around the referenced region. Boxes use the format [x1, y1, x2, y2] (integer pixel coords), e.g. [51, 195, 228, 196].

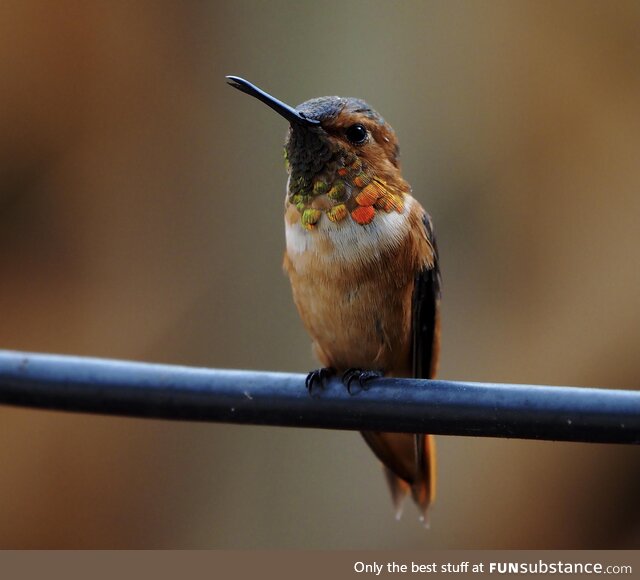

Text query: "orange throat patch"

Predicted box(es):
[288, 155, 406, 230]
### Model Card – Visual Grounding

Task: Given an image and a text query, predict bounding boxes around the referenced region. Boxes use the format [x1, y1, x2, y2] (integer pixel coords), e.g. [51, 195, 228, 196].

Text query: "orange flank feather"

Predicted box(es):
[350, 205, 376, 225]
[355, 181, 383, 206]
[353, 172, 371, 188]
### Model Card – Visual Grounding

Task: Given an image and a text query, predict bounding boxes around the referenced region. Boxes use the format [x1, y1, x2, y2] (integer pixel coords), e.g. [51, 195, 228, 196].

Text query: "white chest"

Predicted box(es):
[285, 196, 414, 271]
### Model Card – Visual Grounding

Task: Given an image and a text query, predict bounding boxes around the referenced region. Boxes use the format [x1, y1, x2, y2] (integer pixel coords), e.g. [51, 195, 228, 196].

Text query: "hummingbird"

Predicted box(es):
[226, 76, 441, 521]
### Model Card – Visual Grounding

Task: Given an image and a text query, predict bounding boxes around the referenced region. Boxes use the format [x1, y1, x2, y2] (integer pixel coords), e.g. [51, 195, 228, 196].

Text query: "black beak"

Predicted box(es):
[226, 76, 320, 127]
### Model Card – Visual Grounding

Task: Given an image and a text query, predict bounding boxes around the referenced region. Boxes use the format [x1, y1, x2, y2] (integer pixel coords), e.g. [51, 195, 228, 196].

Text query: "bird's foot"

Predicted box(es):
[342, 368, 383, 395]
[305, 367, 335, 396]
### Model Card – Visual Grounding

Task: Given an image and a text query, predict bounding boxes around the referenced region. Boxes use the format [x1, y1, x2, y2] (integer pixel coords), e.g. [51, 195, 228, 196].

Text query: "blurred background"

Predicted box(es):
[0, 0, 639, 548]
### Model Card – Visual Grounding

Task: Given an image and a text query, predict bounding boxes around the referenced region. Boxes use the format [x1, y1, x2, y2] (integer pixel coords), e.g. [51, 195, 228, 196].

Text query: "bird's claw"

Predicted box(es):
[342, 368, 382, 395]
[305, 367, 334, 396]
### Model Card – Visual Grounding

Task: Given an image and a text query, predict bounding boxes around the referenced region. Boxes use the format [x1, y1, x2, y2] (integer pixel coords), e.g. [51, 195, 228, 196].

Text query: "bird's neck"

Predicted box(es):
[285, 156, 409, 231]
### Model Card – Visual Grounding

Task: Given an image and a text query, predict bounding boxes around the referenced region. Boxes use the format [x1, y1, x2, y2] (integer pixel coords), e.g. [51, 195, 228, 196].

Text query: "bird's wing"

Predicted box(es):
[361, 211, 441, 519]
[411, 213, 441, 380]
[407, 212, 441, 515]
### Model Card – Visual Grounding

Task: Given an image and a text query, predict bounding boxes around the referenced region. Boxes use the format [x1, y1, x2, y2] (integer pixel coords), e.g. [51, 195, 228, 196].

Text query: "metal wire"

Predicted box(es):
[0, 349, 638, 443]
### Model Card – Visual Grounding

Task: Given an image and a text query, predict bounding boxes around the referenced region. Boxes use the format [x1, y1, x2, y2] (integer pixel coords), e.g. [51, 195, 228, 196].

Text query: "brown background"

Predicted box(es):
[0, 0, 639, 548]
[0, 551, 638, 580]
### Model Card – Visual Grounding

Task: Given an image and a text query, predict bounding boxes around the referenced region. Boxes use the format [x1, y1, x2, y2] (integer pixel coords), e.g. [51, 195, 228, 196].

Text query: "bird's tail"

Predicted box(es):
[361, 431, 436, 523]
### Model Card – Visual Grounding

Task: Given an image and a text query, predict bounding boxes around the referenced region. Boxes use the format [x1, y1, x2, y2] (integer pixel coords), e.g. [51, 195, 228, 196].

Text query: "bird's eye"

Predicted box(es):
[345, 123, 368, 145]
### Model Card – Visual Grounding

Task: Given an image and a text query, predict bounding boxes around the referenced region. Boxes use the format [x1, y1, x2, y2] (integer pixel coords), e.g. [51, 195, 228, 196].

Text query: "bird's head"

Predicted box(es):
[227, 76, 409, 228]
